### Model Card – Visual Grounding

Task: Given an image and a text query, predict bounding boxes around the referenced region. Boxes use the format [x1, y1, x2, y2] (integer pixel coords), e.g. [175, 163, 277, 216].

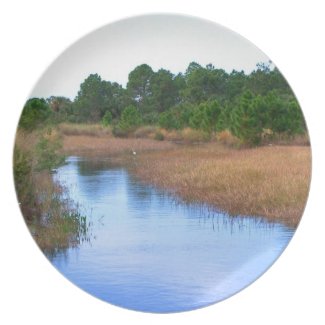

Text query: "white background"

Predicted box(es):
[0, 1, 324, 324]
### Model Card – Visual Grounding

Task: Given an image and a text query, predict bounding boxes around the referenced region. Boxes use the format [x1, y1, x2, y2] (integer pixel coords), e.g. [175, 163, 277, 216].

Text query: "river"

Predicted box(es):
[50, 156, 294, 313]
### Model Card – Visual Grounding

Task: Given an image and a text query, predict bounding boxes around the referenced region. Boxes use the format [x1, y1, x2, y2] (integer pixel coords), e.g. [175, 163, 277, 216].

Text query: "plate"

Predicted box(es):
[14, 14, 311, 313]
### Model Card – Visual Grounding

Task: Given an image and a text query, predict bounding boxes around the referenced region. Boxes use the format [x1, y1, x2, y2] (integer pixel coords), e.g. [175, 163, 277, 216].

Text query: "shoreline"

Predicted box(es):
[61, 134, 311, 228]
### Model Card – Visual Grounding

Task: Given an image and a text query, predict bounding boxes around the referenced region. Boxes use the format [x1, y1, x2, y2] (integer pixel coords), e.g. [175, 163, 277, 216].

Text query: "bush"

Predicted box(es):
[154, 131, 165, 141]
[181, 127, 210, 142]
[101, 111, 113, 127]
[112, 125, 128, 138]
[35, 130, 65, 171]
[119, 105, 142, 131]
[19, 98, 51, 130]
[133, 125, 157, 138]
[13, 146, 33, 200]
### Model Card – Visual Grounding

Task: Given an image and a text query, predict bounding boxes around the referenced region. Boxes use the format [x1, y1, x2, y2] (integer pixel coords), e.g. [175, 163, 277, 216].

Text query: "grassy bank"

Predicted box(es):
[59, 125, 311, 228]
[134, 144, 311, 227]
[14, 129, 90, 255]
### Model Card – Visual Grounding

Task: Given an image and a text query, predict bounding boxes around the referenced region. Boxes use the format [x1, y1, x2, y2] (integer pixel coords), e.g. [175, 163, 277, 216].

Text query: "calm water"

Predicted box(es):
[50, 156, 294, 313]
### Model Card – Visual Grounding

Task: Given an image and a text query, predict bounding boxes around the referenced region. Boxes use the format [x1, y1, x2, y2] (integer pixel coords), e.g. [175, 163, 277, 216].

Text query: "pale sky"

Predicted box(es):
[30, 14, 270, 100]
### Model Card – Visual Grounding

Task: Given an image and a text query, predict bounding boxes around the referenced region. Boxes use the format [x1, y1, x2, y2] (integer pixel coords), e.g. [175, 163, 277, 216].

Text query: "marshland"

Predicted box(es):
[14, 61, 311, 311]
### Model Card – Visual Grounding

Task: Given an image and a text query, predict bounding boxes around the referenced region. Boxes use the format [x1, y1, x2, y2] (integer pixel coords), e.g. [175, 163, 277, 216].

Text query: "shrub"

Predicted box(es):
[133, 125, 157, 138]
[119, 105, 142, 131]
[13, 146, 33, 204]
[216, 130, 241, 147]
[181, 127, 210, 142]
[112, 125, 128, 138]
[101, 111, 113, 127]
[154, 131, 165, 141]
[35, 130, 65, 171]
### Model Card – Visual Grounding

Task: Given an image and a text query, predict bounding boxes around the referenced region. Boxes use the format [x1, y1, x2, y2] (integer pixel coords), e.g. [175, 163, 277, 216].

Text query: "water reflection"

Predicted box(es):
[51, 156, 294, 313]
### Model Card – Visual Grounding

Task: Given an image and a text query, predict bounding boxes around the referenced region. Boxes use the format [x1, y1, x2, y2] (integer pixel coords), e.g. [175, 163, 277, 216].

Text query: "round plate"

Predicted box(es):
[14, 14, 311, 313]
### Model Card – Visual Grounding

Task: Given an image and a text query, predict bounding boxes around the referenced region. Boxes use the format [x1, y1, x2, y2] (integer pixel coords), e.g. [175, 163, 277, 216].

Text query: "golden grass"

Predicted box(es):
[62, 134, 176, 156]
[133, 125, 158, 139]
[55, 125, 312, 227]
[58, 122, 112, 137]
[216, 129, 241, 147]
[133, 143, 311, 227]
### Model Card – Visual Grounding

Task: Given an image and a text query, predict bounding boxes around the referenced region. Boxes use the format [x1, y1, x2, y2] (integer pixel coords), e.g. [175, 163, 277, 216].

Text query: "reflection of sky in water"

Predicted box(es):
[51, 157, 294, 313]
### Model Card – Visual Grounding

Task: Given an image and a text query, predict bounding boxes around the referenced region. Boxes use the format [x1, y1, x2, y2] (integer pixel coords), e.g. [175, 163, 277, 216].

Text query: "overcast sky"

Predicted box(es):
[30, 14, 270, 100]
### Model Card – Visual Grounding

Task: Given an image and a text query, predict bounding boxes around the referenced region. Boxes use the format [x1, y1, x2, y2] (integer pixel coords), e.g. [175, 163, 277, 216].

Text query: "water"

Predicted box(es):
[50, 156, 294, 313]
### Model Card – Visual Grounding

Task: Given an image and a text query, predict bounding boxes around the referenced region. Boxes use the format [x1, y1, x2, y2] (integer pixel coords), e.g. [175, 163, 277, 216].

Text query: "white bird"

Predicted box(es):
[132, 149, 136, 155]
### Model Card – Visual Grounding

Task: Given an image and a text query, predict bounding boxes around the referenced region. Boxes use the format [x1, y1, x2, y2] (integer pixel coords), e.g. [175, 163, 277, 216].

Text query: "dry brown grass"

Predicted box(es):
[58, 123, 112, 137]
[133, 143, 311, 227]
[133, 125, 158, 139]
[59, 129, 311, 227]
[216, 129, 241, 147]
[62, 134, 176, 157]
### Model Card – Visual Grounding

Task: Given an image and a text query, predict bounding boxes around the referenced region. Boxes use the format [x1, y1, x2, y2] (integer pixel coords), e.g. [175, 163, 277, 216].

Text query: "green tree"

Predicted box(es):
[127, 64, 154, 115]
[47, 96, 73, 122]
[19, 98, 51, 130]
[73, 74, 128, 122]
[149, 69, 178, 113]
[263, 91, 305, 135]
[73, 74, 106, 122]
[182, 62, 227, 103]
[248, 62, 291, 96]
[119, 105, 142, 131]
[230, 91, 263, 145]
[189, 104, 209, 131]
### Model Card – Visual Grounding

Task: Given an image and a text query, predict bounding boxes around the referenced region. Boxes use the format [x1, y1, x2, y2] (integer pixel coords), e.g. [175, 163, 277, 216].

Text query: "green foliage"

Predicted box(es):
[21, 61, 306, 145]
[101, 111, 113, 127]
[262, 91, 305, 135]
[118, 105, 142, 131]
[158, 110, 182, 130]
[47, 96, 73, 123]
[230, 91, 263, 145]
[19, 98, 51, 130]
[127, 64, 154, 114]
[189, 104, 210, 131]
[13, 146, 33, 202]
[183, 62, 227, 103]
[73, 74, 129, 122]
[35, 131, 65, 171]
[149, 69, 178, 113]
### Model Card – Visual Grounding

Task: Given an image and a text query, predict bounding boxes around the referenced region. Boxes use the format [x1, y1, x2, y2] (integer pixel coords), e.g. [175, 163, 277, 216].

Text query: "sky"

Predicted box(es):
[30, 14, 270, 100]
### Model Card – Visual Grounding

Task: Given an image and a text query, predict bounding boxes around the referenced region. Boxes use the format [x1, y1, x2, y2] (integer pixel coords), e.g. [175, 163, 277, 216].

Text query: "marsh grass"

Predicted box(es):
[14, 129, 91, 255]
[27, 171, 91, 256]
[58, 122, 112, 137]
[133, 143, 311, 227]
[62, 134, 176, 157]
[57, 126, 311, 228]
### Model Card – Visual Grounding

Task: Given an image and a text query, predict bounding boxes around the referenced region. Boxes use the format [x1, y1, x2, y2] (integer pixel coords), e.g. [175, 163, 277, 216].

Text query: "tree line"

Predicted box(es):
[20, 61, 306, 145]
